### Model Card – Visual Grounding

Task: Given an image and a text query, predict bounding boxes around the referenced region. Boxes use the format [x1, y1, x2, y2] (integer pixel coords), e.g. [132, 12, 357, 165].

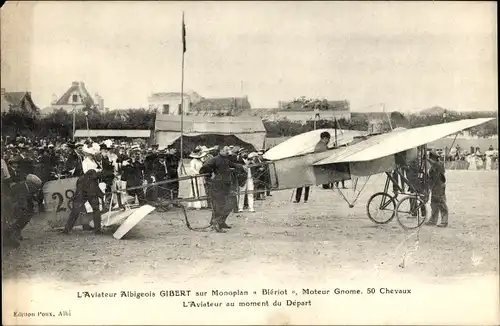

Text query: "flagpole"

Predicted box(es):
[72, 104, 76, 140]
[180, 11, 186, 173]
[86, 111, 89, 138]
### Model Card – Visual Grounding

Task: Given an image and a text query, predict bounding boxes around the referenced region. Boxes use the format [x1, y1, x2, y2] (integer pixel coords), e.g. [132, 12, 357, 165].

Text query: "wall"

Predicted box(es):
[148, 95, 190, 115]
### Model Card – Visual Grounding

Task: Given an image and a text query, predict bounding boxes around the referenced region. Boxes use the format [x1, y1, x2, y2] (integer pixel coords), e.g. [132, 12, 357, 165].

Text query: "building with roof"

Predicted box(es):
[149, 90, 251, 116]
[44, 81, 103, 115]
[148, 91, 203, 115]
[0, 88, 40, 117]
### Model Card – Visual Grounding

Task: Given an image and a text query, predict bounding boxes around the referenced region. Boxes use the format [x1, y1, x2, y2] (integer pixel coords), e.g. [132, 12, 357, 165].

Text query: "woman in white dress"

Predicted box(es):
[466, 154, 475, 170]
[484, 150, 494, 170]
[187, 147, 208, 209]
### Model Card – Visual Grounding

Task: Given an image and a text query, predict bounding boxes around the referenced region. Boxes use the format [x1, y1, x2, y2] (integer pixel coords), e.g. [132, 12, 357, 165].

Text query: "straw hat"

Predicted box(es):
[82, 146, 95, 156]
[189, 146, 207, 159]
[231, 146, 241, 155]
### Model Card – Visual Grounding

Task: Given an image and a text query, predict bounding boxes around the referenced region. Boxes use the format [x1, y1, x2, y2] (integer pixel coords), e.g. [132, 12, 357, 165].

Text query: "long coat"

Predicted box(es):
[199, 155, 246, 218]
[429, 160, 446, 198]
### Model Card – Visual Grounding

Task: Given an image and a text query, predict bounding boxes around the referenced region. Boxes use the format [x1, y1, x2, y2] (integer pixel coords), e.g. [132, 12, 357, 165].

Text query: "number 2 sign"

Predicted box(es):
[43, 177, 79, 213]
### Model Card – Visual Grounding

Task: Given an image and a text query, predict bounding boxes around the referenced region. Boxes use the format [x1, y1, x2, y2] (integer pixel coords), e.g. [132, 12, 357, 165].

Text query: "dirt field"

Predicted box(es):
[3, 170, 498, 281]
[2, 170, 499, 324]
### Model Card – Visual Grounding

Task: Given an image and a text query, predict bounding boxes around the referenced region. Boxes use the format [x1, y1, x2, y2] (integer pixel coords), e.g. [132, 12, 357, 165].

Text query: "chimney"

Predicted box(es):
[72, 81, 79, 86]
[1, 88, 5, 97]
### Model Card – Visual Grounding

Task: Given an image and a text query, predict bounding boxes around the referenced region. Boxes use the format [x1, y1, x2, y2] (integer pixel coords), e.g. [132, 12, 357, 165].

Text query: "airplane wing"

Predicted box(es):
[314, 118, 495, 165]
[264, 128, 367, 160]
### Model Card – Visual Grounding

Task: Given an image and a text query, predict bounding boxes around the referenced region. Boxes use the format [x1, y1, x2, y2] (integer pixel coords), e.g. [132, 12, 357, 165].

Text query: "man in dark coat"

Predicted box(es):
[154, 153, 168, 200]
[425, 151, 449, 227]
[3, 174, 43, 246]
[254, 151, 273, 200]
[144, 144, 159, 178]
[38, 148, 53, 183]
[66, 142, 84, 176]
[18, 148, 35, 178]
[34, 147, 52, 212]
[165, 147, 180, 201]
[199, 146, 246, 233]
[121, 154, 146, 205]
[63, 169, 104, 234]
[96, 147, 115, 193]
[144, 145, 159, 201]
[7, 158, 24, 183]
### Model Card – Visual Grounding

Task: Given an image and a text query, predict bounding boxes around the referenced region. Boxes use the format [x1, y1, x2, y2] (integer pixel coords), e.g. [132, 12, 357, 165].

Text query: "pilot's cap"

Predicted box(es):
[26, 174, 43, 188]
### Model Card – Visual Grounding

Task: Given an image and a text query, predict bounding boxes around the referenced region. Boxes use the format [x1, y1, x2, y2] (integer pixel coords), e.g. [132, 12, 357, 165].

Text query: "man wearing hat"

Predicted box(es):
[165, 146, 180, 202]
[7, 156, 24, 183]
[199, 146, 246, 232]
[121, 148, 146, 205]
[65, 141, 84, 176]
[4, 174, 43, 246]
[16, 146, 35, 181]
[98, 144, 115, 194]
[154, 151, 169, 200]
[38, 146, 53, 183]
[144, 144, 160, 201]
[425, 150, 449, 227]
[33, 146, 54, 212]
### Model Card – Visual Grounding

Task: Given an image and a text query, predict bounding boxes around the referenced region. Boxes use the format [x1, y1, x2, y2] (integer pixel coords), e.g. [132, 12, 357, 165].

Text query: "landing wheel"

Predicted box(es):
[152, 201, 170, 212]
[148, 196, 172, 212]
[145, 186, 172, 212]
[395, 195, 427, 230]
[366, 192, 396, 224]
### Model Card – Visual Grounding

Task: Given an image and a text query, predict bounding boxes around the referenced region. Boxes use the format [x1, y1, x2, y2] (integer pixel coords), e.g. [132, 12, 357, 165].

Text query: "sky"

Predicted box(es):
[1, 1, 497, 112]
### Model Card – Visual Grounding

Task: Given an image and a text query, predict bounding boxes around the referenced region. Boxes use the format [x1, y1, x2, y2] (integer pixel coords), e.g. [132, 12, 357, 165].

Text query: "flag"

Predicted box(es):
[182, 14, 186, 53]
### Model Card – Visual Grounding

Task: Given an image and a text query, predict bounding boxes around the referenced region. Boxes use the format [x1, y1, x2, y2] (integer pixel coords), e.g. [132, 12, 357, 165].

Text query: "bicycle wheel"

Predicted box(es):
[366, 192, 397, 224]
[395, 195, 427, 230]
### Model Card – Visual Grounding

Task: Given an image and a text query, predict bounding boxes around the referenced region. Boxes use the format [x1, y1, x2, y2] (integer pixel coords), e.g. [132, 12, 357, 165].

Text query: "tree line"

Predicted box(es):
[1, 107, 497, 140]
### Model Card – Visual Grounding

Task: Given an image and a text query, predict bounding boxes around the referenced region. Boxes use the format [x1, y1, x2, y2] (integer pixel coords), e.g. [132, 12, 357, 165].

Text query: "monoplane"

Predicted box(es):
[260, 117, 495, 230]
